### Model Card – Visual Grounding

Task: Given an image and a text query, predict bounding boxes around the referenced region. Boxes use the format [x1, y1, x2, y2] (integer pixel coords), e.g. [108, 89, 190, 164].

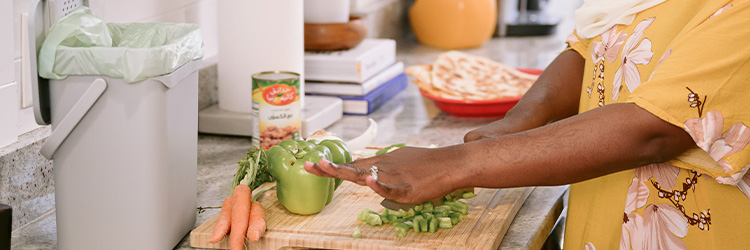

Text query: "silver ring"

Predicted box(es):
[370, 165, 379, 182]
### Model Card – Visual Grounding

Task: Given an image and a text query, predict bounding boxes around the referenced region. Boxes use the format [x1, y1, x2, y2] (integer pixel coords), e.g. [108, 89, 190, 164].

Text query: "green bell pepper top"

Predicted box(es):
[267, 139, 353, 215]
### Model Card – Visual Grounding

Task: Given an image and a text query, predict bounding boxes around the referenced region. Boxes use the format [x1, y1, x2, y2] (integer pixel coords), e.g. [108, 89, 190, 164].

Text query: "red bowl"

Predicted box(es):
[420, 68, 543, 118]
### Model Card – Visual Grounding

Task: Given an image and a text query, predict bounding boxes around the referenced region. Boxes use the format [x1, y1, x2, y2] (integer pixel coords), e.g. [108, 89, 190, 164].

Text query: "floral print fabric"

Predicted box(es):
[564, 0, 750, 249]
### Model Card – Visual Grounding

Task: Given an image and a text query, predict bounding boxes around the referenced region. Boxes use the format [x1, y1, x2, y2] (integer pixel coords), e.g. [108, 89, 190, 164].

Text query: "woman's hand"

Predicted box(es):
[304, 146, 467, 204]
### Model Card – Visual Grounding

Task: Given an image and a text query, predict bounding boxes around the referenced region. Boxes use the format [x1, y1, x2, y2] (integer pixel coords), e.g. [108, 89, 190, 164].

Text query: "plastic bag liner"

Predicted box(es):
[38, 7, 203, 83]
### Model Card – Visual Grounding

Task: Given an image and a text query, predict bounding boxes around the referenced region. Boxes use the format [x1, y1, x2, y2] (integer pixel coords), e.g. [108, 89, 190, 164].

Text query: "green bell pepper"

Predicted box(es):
[267, 139, 353, 215]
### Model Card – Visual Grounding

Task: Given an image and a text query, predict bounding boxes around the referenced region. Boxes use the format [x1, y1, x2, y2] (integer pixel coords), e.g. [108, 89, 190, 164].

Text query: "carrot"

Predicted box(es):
[229, 184, 252, 250]
[246, 201, 267, 242]
[209, 196, 233, 243]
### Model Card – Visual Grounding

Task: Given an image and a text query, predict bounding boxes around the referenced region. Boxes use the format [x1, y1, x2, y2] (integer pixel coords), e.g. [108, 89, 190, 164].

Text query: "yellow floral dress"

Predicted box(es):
[564, 0, 750, 249]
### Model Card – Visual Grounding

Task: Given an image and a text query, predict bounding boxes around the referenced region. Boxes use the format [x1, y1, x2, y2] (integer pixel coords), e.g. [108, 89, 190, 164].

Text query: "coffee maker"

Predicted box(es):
[497, 0, 560, 36]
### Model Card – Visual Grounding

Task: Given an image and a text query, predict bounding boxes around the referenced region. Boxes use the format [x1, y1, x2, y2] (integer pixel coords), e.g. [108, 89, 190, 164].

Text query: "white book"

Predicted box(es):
[304, 39, 396, 83]
[304, 62, 404, 96]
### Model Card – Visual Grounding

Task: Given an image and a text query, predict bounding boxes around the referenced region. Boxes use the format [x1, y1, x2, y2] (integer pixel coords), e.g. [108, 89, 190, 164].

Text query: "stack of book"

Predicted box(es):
[305, 39, 407, 115]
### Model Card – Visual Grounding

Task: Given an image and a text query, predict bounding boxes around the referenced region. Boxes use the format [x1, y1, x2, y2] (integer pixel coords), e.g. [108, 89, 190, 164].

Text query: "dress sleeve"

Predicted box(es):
[564, 30, 590, 58]
[626, 1, 750, 183]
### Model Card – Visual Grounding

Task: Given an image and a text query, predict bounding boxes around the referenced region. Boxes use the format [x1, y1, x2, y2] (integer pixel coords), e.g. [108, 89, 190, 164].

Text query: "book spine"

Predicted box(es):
[342, 74, 407, 115]
[304, 62, 404, 96]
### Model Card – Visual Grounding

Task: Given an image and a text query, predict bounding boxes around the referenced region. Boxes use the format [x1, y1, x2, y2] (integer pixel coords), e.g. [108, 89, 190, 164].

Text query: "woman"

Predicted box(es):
[305, 0, 750, 248]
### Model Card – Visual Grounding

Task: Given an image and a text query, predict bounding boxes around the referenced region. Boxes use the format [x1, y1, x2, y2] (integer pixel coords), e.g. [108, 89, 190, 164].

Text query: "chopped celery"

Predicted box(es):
[462, 192, 477, 199]
[419, 218, 428, 232]
[428, 218, 438, 233]
[395, 222, 412, 230]
[412, 215, 425, 233]
[394, 223, 411, 238]
[352, 227, 362, 238]
[422, 212, 435, 221]
[392, 218, 405, 224]
[434, 207, 450, 217]
[406, 208, 415, 218]
[450, 201, 469, 215]
[445, 194, 453, 201]
[387, 214, 398, 222]
[422, 202, 434, 213]
[357, 209, 377, 222]
[380, 214, 390, 224]
[414, 204, 423, 212]
[456, 190, 466, 199]
[438, 217, 453, 229]
[366, 214, 382, 226]
[449, 213, 461, 225]
[396, 230, 407, 238]
[393, 209, 407, 218]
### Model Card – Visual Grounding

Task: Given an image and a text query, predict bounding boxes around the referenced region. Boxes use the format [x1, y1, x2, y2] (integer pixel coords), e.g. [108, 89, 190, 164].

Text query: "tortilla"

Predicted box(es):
[406, 51, 538, 101]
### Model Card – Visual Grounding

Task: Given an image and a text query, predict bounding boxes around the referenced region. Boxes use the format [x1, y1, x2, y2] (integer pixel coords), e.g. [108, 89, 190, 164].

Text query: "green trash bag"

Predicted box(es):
[38, 7, 203, 83]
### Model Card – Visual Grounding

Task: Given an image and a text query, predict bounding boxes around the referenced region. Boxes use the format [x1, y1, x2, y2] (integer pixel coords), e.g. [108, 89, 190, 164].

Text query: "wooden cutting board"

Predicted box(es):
[190, 182, 533, 250]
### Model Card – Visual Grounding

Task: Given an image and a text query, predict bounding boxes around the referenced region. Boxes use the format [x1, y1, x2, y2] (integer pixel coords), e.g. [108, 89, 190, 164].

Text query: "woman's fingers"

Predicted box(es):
[303, 161, 335, 178]
[304, 159, 371, 185]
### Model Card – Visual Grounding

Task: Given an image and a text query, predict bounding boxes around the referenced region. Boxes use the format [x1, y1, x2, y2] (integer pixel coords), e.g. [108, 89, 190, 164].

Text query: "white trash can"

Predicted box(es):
[28, 1, 201, 249]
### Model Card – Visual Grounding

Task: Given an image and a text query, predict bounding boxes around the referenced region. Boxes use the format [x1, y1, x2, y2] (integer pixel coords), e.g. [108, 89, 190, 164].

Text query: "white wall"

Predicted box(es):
[2, 0, 218, 146]
[1, 0, 19, 148]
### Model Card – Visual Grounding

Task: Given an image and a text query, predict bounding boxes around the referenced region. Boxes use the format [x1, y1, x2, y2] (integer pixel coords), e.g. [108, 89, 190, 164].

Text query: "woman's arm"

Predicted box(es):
[464, 50, 585, 142]
[305, 103, 695, 203]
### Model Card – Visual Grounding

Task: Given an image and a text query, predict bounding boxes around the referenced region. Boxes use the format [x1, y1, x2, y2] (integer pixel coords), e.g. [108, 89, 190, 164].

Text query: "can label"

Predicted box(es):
[252, 71, 301, 149]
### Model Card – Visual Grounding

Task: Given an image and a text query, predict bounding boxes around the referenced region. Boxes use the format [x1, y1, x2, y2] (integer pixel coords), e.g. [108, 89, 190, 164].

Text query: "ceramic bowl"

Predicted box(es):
[304, 16, 367, 51]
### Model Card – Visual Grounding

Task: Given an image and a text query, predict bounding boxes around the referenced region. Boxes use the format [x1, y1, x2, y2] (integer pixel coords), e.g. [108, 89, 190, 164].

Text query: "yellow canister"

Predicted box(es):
[409, 0, 497, 49]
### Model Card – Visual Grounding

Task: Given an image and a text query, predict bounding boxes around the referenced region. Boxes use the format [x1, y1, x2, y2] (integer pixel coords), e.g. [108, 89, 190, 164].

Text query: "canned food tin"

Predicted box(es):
[251, 71, 301, 149]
